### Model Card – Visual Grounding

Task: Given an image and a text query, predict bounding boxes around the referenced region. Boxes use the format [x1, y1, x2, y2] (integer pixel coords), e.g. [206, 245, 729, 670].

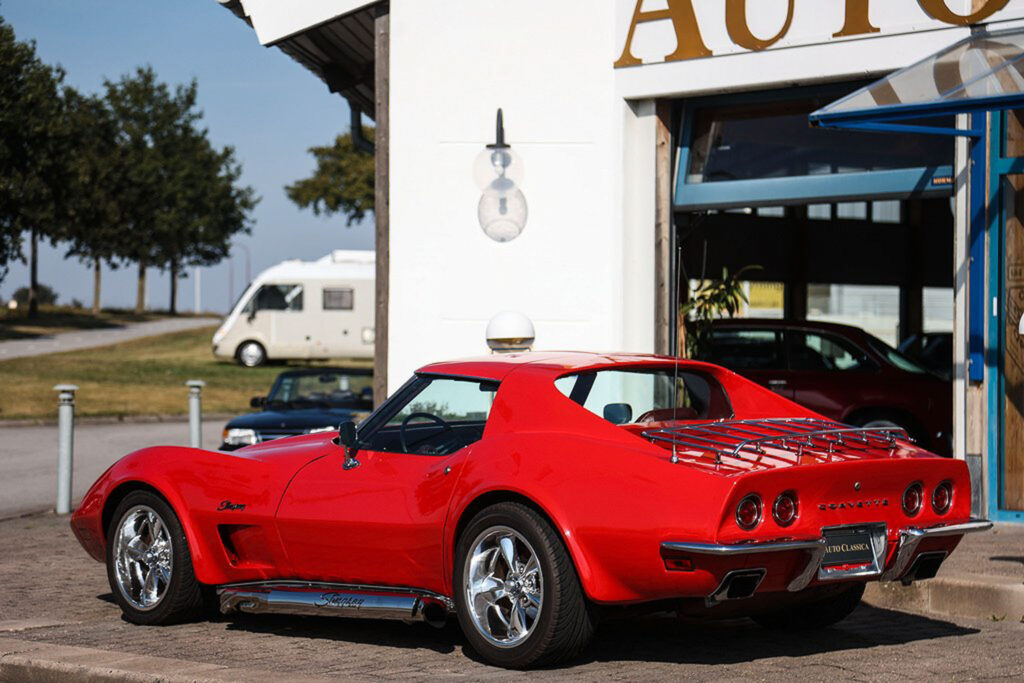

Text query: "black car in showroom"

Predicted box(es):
[220, 367, 373, 450]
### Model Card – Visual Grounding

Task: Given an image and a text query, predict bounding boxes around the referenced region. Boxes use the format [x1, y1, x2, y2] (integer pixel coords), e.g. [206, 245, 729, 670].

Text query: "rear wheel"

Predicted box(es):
[751, 582, 865, 630]
[106, 491, 206, 625]
[454, 503, 594, 669]
[236, 341, 266, 367]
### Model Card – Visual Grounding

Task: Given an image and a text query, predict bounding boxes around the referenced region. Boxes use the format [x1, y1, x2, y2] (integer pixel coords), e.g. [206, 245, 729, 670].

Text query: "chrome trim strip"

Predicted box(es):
[217, 580, 455, 611]
[881, 518, 992, 581]
[661, 538, 826, 592]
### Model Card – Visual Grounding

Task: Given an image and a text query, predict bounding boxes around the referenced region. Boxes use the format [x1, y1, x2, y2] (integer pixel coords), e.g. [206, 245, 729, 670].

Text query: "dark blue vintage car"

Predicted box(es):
[220, 367, 373, 450]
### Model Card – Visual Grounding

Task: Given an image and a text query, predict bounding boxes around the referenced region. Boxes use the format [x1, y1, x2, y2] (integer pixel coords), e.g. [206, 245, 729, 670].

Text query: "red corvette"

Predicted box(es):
[71, 352, 990, 669]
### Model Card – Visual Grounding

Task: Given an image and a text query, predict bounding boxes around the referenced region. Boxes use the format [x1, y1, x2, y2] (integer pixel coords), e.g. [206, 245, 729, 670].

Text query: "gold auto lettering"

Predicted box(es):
[615, 0, 711, 67]
[725, 0, 795, 51]
[918, 0, 1010, 25]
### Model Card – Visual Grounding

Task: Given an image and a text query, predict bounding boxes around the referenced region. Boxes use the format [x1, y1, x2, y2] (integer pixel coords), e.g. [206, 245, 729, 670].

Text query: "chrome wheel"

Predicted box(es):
[113, 505, 173, 611]
[464, 525, 543, 647]
[238, 341, 265, 367]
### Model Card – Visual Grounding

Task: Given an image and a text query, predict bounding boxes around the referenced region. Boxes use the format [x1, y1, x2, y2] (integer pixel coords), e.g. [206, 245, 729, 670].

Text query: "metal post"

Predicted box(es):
[187, 380, 205, 448]
[54, 384, 78, 515]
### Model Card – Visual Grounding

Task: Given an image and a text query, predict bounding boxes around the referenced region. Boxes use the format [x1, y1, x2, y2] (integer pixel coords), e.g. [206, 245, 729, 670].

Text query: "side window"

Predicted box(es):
[787, 331, 872, 372]
[253, 284, 303, 312]
[361, 377, 499, 455]
[701, 329, 783, 370]
[323, 288, 354, 311]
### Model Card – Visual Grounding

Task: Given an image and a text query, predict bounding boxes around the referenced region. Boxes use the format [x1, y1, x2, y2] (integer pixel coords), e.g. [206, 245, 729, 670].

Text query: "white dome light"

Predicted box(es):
[486, 311, 535, 353]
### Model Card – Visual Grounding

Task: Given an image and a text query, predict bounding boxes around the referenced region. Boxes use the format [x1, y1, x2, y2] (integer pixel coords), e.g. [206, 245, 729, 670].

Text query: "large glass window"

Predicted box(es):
[555, 368, 732, 424]
[686, 97, 951, 185]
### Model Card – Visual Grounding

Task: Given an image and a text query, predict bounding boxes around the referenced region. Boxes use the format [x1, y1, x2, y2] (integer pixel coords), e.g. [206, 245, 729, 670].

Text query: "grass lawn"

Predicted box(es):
[0, 325, 367, 420]
[0, 305, 196, 341]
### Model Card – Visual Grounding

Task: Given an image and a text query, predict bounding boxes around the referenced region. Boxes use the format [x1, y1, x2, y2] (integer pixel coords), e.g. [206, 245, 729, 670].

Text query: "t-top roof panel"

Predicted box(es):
[811, 27, 1024, 125]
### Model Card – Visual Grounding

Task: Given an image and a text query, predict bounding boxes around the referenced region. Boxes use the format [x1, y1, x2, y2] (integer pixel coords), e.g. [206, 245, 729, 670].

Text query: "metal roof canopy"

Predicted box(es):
[810, 27, 1024, 137]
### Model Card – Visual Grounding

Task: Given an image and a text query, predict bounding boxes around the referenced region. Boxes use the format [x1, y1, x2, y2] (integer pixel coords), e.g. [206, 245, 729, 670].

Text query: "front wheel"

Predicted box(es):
[454, 502, 594, 669]
[751, 582, 865, 630]
[236, 341, 266, 367]
[106, 491, 206, 625]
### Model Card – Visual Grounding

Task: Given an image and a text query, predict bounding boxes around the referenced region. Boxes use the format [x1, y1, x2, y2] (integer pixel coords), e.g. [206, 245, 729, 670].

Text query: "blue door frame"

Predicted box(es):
[986, 112, 1024, 522]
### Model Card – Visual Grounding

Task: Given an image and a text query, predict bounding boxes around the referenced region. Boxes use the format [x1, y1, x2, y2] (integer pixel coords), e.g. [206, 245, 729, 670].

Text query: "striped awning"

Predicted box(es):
[810, 27, 1024, 136]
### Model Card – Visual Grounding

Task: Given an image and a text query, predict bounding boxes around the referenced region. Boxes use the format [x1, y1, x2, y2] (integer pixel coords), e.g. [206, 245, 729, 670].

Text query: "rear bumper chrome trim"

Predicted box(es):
[880, 518, 992, 581]
[663, 517, 992, 595]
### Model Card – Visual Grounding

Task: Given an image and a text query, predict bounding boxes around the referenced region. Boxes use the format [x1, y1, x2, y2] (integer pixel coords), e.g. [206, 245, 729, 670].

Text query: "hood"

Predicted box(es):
[224, 407, 364, 431]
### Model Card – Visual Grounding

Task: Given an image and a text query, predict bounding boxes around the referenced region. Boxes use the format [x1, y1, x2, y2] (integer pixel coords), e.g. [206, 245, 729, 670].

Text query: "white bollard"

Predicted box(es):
[187, 380, 205, 449]
[54, 384, 78, 515]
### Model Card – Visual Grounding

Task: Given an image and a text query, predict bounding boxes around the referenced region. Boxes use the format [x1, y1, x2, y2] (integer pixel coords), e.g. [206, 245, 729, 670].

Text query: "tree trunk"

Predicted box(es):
[135, 261, 146, 314]
[92, 259, 101, 314]
[28, 228, 39, 318]
[169, 259, 178, 315]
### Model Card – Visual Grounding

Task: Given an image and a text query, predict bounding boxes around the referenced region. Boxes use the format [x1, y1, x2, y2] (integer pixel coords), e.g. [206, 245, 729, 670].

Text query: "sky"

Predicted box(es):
[0, 0, 374, 313]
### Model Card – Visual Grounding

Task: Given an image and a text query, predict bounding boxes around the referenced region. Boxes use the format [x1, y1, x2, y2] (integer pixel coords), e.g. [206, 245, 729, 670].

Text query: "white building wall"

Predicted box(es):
[387, 0, 636, 389]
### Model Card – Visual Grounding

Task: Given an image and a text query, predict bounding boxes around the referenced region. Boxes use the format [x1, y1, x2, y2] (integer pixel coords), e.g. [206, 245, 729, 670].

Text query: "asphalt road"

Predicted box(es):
[0, 317, 217, 360]
[0, 421, 225, 519]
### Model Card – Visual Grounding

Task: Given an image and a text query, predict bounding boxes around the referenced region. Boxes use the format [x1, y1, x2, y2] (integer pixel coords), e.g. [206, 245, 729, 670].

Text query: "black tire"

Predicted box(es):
[236, 340, 266, 367]
[453, 502, 595, 669]
[751, 582, 865, 630]
[105, 491, 206, 625]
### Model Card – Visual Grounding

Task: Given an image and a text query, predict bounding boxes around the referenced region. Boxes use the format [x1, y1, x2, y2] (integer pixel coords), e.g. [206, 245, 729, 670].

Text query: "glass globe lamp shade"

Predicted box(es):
[478, 176, 528, 242]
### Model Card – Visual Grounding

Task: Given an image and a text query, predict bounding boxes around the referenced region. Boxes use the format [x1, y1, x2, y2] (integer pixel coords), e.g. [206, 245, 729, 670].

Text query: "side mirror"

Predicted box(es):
[247, 309, 257, 323]
[250, 396, 265, 409]
[337, 421, 360, 470]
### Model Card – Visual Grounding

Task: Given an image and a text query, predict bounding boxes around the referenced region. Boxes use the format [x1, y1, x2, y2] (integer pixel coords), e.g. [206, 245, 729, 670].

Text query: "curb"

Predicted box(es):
[0, 413, 237, 428]
[864, 575, 1024, 622]
[0, 637, 334, 683]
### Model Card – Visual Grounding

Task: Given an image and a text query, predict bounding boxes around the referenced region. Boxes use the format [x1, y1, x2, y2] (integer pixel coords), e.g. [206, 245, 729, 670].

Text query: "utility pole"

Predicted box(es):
[193, 266, 201, 314]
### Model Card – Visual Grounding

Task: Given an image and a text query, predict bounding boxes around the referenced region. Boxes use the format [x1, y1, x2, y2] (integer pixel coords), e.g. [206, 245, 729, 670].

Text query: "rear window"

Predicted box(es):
[555, 367, 733, 424]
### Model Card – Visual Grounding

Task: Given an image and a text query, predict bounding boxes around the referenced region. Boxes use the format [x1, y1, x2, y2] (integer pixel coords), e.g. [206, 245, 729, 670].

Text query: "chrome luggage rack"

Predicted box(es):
[641, 418, 910, 473]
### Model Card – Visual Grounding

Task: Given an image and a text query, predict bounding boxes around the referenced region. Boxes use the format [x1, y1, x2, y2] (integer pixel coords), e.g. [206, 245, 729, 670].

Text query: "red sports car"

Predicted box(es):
[70, 352, 990, 669]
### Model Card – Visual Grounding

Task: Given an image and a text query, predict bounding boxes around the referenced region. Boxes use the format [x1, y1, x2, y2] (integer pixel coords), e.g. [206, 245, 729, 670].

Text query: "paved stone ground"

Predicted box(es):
[0, 317, 216, 360]
[1, 513, 1022, 681]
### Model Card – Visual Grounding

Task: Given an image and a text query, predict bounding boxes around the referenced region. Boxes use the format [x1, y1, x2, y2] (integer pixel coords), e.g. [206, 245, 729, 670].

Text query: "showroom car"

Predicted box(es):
[694, 319, 953, 455]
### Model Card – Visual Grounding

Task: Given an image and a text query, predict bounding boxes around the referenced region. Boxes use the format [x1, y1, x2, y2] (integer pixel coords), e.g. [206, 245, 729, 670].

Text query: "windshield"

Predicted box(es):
[555, 367, 733, 424]
[268, 371, 373, 409]
[864, 336, 929, 374]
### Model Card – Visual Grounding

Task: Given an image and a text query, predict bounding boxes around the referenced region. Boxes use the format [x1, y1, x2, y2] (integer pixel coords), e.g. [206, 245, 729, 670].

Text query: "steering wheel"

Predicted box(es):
[399, 412, 453, 453]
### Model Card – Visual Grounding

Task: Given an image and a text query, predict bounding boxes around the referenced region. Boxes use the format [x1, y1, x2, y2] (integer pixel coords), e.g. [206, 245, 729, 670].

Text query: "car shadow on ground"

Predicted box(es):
[218, 604, 977, 666]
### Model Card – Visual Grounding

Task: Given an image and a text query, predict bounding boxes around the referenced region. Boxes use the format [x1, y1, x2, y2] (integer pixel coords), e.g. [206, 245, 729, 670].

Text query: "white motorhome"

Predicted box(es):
[212, 250, 375, 366]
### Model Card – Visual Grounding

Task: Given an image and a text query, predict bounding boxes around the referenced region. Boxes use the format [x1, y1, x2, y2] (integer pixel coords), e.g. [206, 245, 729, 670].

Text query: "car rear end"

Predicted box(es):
[652, 418, 989, 610]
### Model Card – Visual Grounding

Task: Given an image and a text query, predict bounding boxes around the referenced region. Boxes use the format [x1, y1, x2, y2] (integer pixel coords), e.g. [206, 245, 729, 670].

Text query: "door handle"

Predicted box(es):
[768, 379, 788, 388]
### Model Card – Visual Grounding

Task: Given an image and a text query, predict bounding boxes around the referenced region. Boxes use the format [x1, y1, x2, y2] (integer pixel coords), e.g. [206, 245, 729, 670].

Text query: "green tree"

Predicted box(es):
[0, 16, 70, 317]
[61, 88, 128, 313]
[681, 266, 760, 358]
[103, 66, 257, 313]
[285, 127, 375, 225]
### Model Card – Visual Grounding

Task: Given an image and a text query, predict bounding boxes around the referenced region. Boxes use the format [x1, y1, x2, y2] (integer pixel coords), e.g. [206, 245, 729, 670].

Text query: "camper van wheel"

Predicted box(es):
[237, 341, 266, 367]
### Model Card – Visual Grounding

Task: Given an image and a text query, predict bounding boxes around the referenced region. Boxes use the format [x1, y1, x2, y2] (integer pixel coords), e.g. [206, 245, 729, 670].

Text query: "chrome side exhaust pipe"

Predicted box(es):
[218, 582, 451, 626]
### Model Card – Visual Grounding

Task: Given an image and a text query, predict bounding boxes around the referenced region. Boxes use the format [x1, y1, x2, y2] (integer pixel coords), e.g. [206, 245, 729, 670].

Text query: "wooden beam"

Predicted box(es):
[655, 100, 673, 356]
[373, 5, 389, 406]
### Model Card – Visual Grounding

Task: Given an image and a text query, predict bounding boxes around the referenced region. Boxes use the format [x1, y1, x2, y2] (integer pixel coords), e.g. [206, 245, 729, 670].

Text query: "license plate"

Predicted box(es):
[822, 526, 876, 566]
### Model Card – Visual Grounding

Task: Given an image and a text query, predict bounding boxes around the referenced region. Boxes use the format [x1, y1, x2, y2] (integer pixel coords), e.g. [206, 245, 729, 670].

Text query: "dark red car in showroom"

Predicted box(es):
[695, 319, 952, 455]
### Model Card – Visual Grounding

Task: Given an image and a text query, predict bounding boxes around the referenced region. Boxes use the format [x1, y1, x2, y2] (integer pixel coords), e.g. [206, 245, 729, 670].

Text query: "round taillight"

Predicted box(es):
[932, 481, 953, 514]
[772, 492, 798, 527]
[736, 494, 763, 530]
[902, 482, 923, 516]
